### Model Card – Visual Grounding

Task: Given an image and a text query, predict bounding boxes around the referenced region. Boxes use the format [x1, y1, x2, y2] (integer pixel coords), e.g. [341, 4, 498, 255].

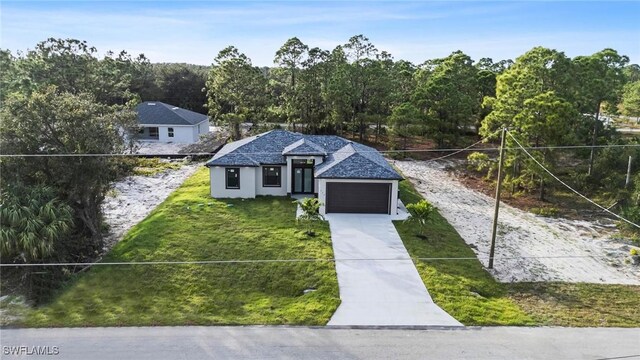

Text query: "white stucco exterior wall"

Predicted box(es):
[317, 179, 399, 215]
[210, 165, 290, 198]
[141, 119, 209, 144]
[157, 126, 195, 143]
[192, 125, 200, 142]
[210, 167, 256, 198]
[195, 119, 210, 141]
[255, 165, 288, 196]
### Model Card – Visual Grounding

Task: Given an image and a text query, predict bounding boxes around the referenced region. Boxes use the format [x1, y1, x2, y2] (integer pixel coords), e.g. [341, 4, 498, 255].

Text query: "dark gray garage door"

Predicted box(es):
[326, 182, 391, 214]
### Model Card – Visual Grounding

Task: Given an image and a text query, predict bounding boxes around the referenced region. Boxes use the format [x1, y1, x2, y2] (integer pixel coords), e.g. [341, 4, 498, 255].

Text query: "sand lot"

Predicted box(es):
[101, 162, 201, 251]
[134, 141, 190, 155]
[395, 160, 640, 285]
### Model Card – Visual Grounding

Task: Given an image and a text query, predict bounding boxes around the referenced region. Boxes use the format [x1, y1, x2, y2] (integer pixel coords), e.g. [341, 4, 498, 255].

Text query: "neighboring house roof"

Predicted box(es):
[206, 130, 402, 180]
[136, 101, 208, 126]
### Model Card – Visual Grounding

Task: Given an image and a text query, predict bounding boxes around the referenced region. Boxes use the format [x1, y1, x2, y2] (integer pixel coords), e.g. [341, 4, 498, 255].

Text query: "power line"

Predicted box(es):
[507, 131, 640, 230]
[419, 137, 489, 162]
[1, 144, 638, 157]
[0, 254, 630, 267]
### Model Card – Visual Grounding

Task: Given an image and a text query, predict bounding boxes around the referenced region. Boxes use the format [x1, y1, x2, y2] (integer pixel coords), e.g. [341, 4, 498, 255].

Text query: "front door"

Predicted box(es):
[292, 159, 314, 194]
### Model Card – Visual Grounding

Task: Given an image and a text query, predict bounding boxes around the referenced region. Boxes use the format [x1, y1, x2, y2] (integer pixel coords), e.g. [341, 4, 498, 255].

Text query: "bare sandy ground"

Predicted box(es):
[135, 141, 190, 155]
[101, 162, 201, 251]
[394, 160, 640, 285]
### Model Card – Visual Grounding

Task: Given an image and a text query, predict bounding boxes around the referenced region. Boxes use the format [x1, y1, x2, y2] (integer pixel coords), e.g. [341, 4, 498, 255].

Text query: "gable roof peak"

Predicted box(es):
[282, 137, 327, 156]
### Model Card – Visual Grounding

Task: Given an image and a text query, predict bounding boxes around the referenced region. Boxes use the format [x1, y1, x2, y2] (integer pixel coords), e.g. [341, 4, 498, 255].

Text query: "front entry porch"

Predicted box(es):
[291, 159, 315, 194]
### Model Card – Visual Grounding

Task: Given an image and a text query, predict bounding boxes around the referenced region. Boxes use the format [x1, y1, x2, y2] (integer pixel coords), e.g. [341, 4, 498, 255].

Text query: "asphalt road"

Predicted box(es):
[1, 326, 639, 360]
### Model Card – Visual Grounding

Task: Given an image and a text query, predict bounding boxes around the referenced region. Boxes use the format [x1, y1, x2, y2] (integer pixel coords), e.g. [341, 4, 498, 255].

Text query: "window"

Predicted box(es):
[263, 166, 281, 187]
[168, 127, 174, 138]
[137, 127, 145, 134]
[149, 127, 159, 139]
[225, 168, 240, 189]
[292, 159, 314, 165]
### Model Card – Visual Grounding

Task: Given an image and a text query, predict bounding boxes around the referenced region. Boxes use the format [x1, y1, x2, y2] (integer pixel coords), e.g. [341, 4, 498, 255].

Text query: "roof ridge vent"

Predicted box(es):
[172, 107, 179, 110]
[148, 102, 156, 105]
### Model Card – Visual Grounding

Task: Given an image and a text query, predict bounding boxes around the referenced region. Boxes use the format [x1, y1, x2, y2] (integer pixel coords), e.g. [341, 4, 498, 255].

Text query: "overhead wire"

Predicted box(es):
[416, 129, 500, 162]
[506, 130, 640, 230]
[0, 254, 626, 267]
[0, 144, 638, 157]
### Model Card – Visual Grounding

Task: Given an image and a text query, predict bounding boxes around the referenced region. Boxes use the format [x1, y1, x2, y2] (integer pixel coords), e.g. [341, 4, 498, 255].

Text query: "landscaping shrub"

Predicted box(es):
[405, 199, 436, 238]
[295, 197, 325, 236]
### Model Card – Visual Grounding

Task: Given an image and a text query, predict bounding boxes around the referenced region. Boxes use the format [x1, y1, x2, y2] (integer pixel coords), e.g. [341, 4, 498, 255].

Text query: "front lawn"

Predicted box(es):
[394, 180, 534, 326]
[395, 178, 640, 327]
[508, 282, 640, 327]
[24, 167, 340, 327]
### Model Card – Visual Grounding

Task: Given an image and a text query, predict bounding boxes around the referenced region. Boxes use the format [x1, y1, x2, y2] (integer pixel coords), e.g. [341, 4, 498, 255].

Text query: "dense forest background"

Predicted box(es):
[1, 36, 640, 301]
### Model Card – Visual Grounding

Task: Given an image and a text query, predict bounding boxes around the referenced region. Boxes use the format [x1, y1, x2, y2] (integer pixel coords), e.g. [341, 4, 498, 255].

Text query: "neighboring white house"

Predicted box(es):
[135, 101, 209, 144]
[205, 130, 403, 215]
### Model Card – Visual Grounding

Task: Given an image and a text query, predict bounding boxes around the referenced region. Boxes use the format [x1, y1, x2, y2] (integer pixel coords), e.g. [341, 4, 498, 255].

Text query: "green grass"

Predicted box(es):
[394, 180, 534, 326]
[508, 283, 640, 327]
[395, 178, 640, 327]
[132, 158, 183, 176]
[23, 167, 340, 327]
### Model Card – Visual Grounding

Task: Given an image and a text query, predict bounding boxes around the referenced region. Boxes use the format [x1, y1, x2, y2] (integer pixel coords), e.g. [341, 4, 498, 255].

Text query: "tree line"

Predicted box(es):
[206, 36, 639, 146]
[207, 35, 510, 144]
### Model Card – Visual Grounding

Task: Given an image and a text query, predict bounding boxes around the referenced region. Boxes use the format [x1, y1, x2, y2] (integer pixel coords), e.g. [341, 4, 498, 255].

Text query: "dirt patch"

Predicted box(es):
[394, 160, 640, 285]
[135, 141, 190, 155]
[101, 162, 201, 251]
[178, 131, 228, 155]
[453, 166, 557, 213]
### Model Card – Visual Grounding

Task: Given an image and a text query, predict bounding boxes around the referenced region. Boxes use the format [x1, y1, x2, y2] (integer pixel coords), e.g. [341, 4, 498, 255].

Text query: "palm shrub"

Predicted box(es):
[405, 199, 436, 238]
[1, 184, 75, 302]
[295, 197, 324, 236]
[1, 184, 74, 263]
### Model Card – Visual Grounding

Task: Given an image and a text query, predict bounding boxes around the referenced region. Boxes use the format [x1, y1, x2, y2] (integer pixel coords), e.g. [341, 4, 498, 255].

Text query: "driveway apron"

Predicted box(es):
[326, 214, 462, 326]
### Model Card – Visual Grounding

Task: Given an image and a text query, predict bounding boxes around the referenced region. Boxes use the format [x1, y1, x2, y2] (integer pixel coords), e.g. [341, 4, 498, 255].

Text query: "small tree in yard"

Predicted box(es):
[405, 200, 436, 238]
[296, 198, 324, 236]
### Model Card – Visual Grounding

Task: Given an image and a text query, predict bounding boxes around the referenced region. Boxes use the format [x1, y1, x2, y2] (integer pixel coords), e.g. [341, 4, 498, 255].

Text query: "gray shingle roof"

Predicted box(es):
[314, 143, 403, 180]
[282, 138, 327, 156]
[206, 130, 402, 180]
[136, 101, 208, 126]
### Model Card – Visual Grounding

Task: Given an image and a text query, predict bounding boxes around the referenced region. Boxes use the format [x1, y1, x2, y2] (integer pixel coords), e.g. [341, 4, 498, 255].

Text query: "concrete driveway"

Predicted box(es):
[325, 213, 462, 327]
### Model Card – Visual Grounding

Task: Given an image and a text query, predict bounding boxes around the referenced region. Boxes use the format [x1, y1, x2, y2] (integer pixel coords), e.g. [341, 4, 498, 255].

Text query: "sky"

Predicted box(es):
[1, 1, 639, 66]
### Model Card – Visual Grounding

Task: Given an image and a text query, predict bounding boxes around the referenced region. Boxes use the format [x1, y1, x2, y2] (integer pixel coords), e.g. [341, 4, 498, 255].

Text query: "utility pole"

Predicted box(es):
[626, 156, 633, 189]
[489, 128, 507, 269]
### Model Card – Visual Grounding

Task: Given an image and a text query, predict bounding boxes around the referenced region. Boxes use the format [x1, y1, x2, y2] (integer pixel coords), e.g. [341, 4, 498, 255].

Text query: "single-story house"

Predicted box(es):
[205, 130, 403, 215]
[135, 101, 209, 143]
